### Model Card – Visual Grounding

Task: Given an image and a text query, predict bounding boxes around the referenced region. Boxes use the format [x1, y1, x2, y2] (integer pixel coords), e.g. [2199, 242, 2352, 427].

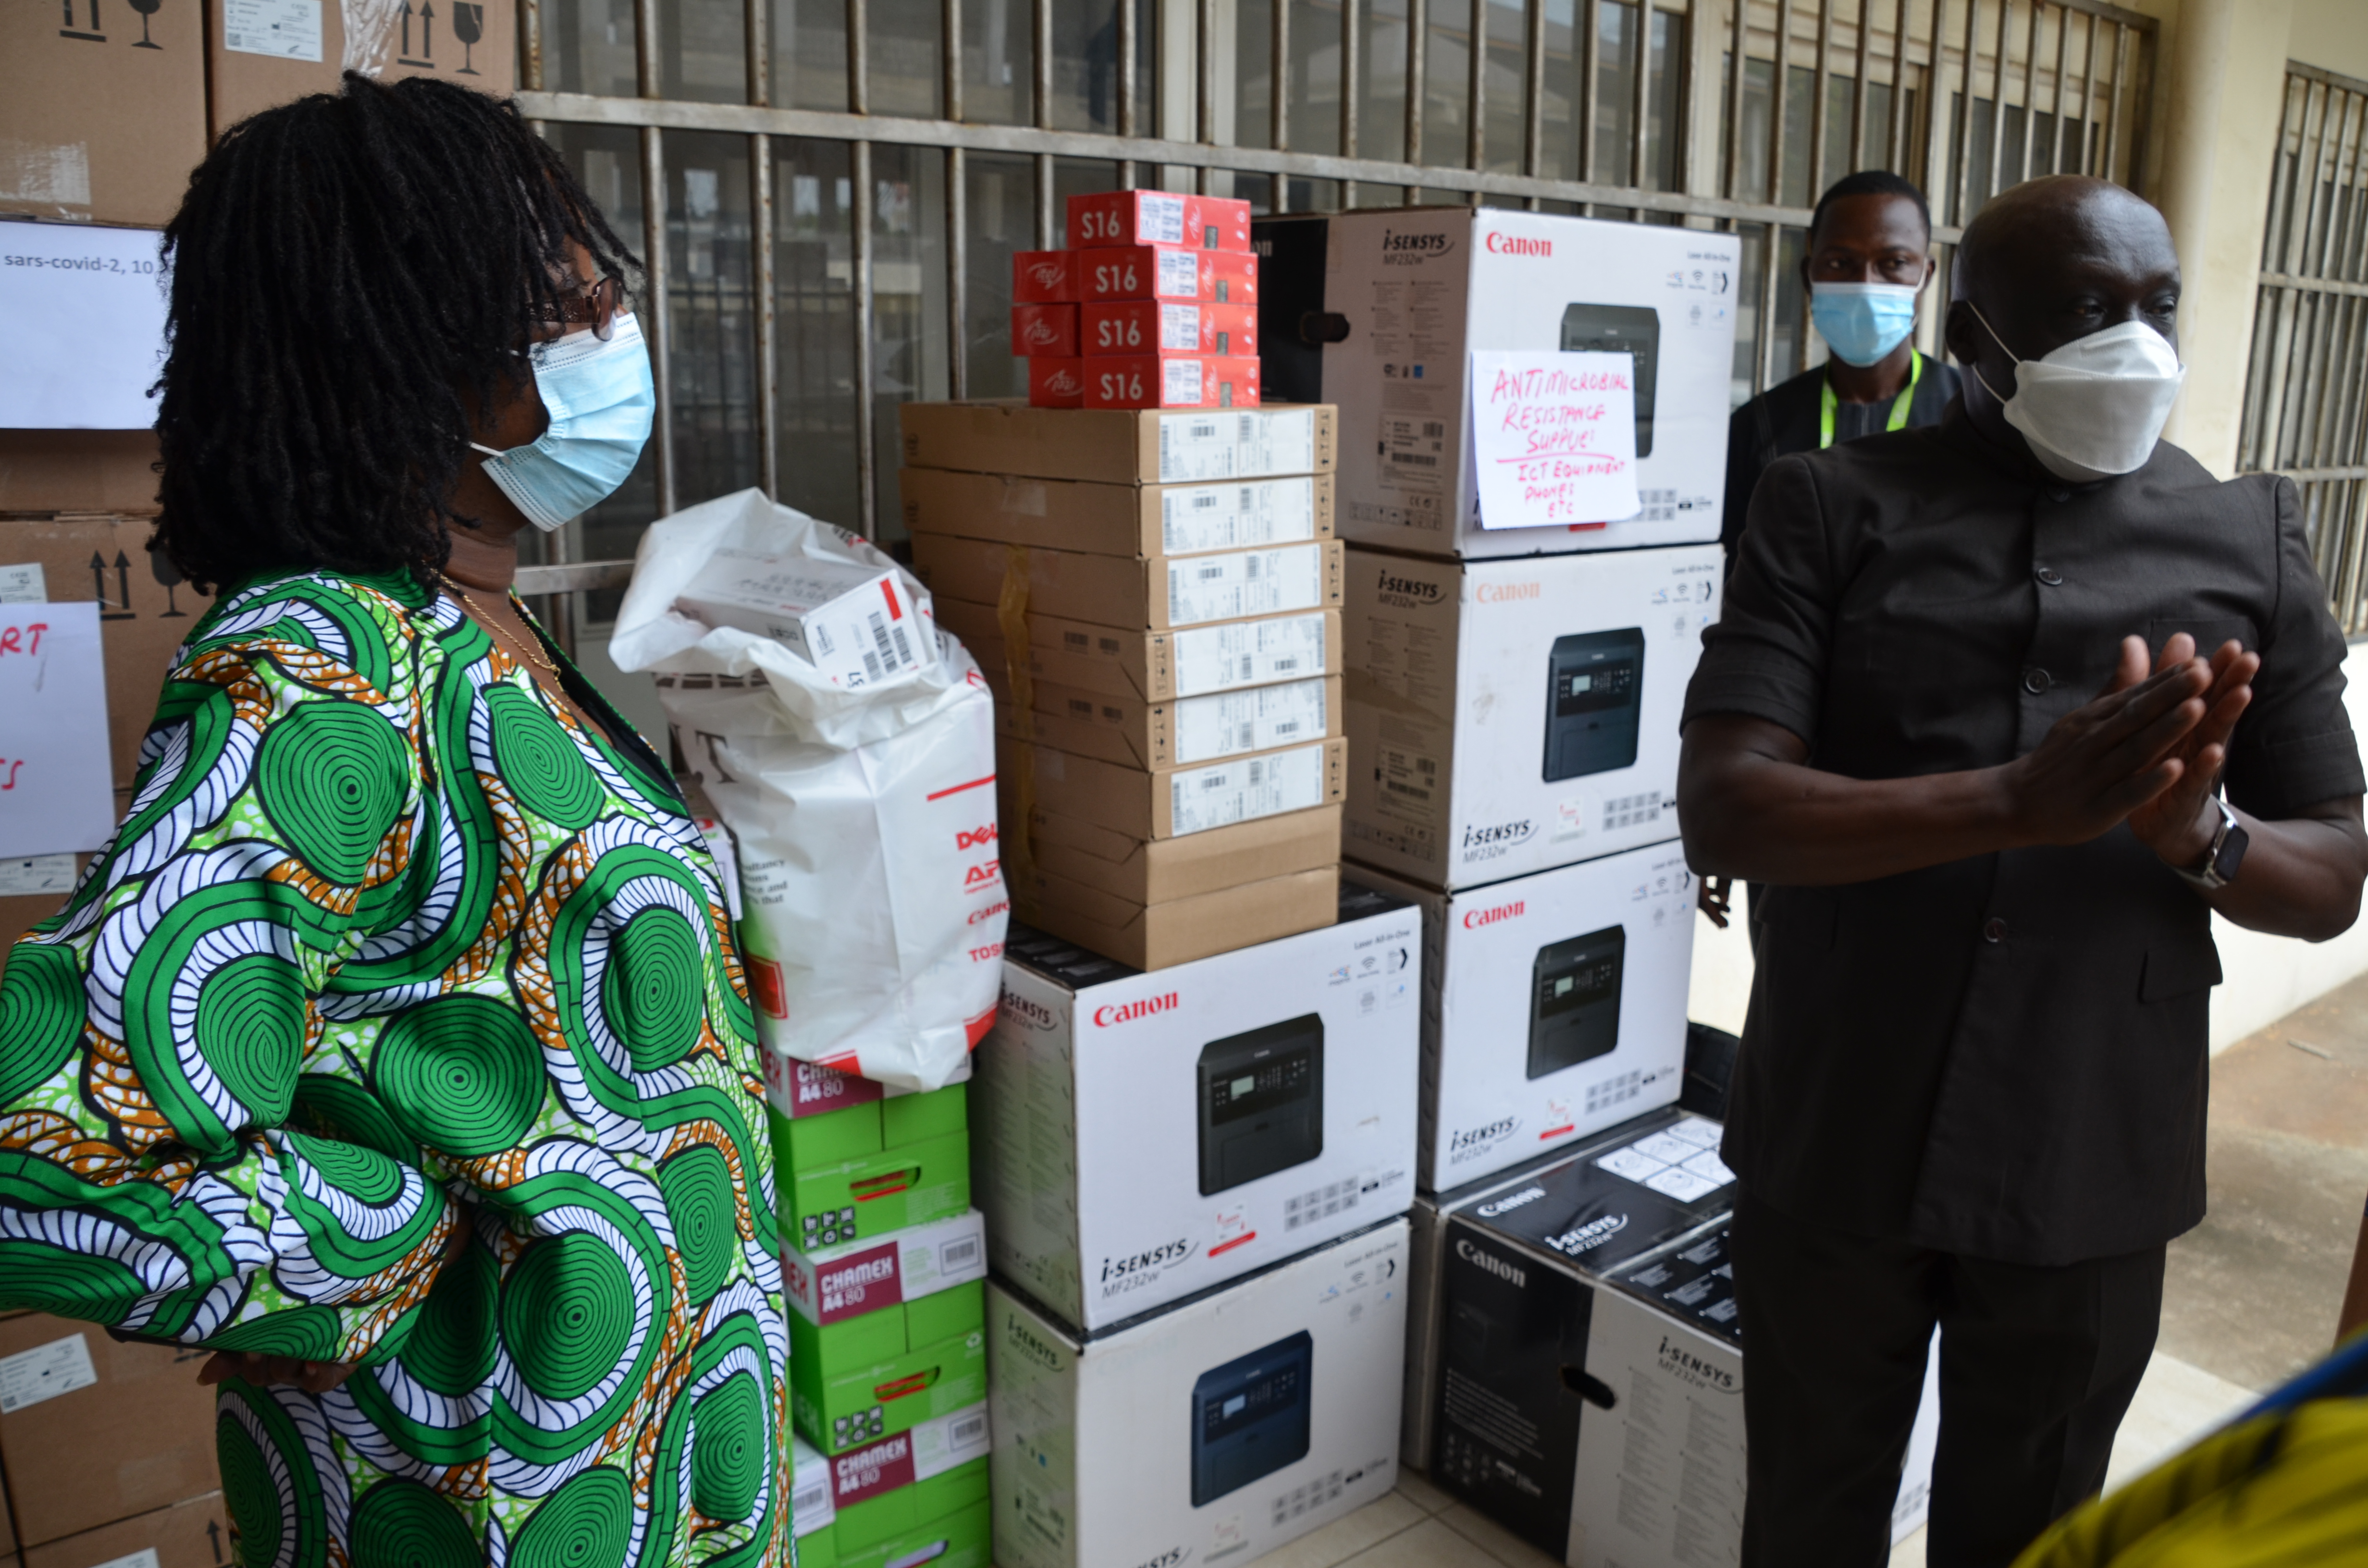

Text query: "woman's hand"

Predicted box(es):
[197, 1352, 357, 1394]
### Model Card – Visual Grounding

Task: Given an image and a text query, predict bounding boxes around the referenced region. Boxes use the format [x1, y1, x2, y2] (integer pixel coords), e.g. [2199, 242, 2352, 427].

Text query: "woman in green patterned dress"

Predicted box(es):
[0, 75, 792, 1566]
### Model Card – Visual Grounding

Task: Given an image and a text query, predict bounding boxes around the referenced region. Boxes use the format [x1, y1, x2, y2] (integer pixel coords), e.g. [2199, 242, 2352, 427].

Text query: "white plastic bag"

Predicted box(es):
[611, 488, 1005, 1091]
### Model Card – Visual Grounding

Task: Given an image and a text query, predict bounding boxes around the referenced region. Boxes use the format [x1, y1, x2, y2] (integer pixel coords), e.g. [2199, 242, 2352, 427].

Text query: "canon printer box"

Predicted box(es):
[1358, 845, 1695, 1190]
[1255, 208, 1738, 559]
[986, 1219, 1408, 1568]
[974, 882, 1421, 1331]
[1345, 542, 1718, 888]
[1439, 1210, 1939, 1567]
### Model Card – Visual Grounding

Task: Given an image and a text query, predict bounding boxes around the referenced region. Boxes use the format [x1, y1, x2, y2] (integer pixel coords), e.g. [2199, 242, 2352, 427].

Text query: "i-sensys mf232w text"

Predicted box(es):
[1198, 1015, 1326, 1196]
[1558, 303, 1661, 457]
[1529, 926, 1624, 1081]
[1190, 1331, 1315, 1507]
[1543, 628, 1645, 783]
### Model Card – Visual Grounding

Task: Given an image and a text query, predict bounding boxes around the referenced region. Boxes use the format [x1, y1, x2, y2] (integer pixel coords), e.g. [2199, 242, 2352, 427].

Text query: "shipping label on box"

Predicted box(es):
[1344, 542, 1718, 888]
[903, 468, 1328, 559]
[1003, 674, 1339, 771]
[973, 883, 1418, 1330]
[1069, 190, 1254, 252]
[673, 547, 925, 689]
[1017, 735, 1346, 842]
[913, 535, 1340, 634]
[944, 600, 1337, 706]
[1255, 208, 1737, 558]
[986, 1221, 1406, 1568]
[1357, 844, 1695, 1189]
[899, 402, 1333, 486]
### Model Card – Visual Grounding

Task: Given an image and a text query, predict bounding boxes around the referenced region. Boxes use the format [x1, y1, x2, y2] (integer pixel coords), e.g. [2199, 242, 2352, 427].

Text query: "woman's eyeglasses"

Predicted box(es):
[530, 275, 625, 341]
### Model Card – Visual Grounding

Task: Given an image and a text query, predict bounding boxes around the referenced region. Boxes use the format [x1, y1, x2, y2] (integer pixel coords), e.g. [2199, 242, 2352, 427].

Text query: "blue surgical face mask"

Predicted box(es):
[1810, 282, 1921, 368]
[471, 312, 655, 531]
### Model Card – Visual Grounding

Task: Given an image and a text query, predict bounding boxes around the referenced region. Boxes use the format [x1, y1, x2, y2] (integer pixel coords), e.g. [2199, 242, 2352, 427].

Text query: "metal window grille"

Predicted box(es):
[509, 0, 2159, 648]
[2238, 61, 2368, 634]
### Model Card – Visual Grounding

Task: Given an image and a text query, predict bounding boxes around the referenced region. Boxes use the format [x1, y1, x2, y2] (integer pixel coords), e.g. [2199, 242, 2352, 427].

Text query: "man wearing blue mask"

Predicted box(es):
[1720, 170, 1960, 565]
[1679, 175, 2367, 1566]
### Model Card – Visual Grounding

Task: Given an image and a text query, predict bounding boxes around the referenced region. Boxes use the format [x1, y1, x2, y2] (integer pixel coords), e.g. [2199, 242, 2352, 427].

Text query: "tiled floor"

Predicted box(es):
[1246, 1345, 2261, 1568]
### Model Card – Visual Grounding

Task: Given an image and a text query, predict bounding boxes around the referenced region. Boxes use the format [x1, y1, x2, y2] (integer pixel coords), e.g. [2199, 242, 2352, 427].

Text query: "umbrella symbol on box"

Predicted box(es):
[452, 1, 482, 73]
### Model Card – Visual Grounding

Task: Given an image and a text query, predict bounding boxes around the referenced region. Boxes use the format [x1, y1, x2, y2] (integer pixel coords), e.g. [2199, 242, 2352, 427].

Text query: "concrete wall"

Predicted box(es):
[1688, 644, 2368, 1057]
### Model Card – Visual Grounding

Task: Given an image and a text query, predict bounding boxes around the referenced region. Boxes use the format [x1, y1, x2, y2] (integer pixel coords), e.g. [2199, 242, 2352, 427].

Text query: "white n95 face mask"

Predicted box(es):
[471, 312, 656, 531]
[1967, 306, 2185, 483]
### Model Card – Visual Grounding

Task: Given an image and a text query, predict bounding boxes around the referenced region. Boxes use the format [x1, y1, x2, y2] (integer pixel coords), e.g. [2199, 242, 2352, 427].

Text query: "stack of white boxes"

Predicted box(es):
[1256, 206, 1770, 1568]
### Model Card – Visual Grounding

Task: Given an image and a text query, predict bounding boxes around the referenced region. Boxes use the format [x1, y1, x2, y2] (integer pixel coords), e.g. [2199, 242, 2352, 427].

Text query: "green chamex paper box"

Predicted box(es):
[765, 1058, 972, 1248]
[793, 1405, 992, 1566]
[765, 1054, 970, 1172]
[791, 1284, 987, 1454]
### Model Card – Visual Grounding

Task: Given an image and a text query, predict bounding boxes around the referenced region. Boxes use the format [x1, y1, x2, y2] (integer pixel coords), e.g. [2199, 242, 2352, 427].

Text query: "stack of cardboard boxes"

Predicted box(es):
[765, 1055, 993, 1567]
[885, 192, 1431, 1568]
[0, 1312, 229, 1568]
[902, 383, 1349, 972]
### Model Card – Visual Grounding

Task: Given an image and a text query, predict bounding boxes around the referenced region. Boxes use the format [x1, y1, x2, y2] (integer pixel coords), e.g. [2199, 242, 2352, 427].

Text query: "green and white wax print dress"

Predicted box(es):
[0, 568, 793, 1567]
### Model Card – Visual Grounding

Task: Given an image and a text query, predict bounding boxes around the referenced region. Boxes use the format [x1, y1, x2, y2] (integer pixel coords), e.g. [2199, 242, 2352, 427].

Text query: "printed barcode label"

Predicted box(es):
[1158, 250, 1201, 297]
[952, 1412, 990, 1445]
[1156, 410, 1317, 482]
[1140, 193, 1186, 245]
[1161, 302, 1200, 350]
[1172, 676, 1330, 763]
[791, 1482, 830, 1519]
[0, 1333, 97, 1413]
[1159, 476, 1318, 554]
[941, 1237, 981, 1269]
[889, 620, 914, 667]
[1171, 611, 1329, 696]
[1168, 742, 1328, 835]
[1164, 544, 1323, 626]
[1163, 358, 1205, 404]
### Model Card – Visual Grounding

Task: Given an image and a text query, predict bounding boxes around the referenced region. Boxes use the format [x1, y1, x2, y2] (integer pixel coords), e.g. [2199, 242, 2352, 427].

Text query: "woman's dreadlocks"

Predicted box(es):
[152, 73, 640, 593]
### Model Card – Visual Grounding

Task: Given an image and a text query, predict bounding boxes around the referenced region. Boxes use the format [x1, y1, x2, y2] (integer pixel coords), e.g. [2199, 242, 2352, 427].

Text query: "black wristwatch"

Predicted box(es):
[2173, 796, 2249, 893]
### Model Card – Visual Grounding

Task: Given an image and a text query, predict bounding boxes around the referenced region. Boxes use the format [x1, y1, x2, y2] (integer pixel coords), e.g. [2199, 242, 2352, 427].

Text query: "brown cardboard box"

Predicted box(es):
[912, 534, 1342, 634]
[941, 599, 1341, 706]
[1004, 802, 1341, 904]
[1012, 862, 1338, 971]
[0, 434, 160, 516]
[18, 1493, 230, 1568]
[0, 515, 210, 794]
[0, 1316, 220, 1548]
[0, 0, 207, 228]
[1008, 735, 1345, 842]
[208, 0, 517, 138]
[996, 675, 1343, 771]
[900, 466, 1333, 557]
[899, 401, 1336, 485]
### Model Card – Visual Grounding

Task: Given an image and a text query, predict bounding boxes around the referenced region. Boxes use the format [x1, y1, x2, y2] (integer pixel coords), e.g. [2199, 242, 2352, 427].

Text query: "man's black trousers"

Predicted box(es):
[1730, 1187, 2167, 1568]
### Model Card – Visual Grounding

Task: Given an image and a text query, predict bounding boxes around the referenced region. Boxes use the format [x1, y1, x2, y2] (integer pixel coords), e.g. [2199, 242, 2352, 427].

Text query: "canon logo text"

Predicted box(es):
[1476, 581, 1541, 602]
[1463, 899, 1526, 929]
[1484, 232, 1554, 257]
[1455, 1238, 1527, 1288]
[1476, 1185, 1547, 1218]
[1093, 992, 1181, 1027]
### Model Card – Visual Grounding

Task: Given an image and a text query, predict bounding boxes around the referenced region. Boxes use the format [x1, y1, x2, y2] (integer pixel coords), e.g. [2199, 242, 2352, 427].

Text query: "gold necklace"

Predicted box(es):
[447, 582, 561, 675]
